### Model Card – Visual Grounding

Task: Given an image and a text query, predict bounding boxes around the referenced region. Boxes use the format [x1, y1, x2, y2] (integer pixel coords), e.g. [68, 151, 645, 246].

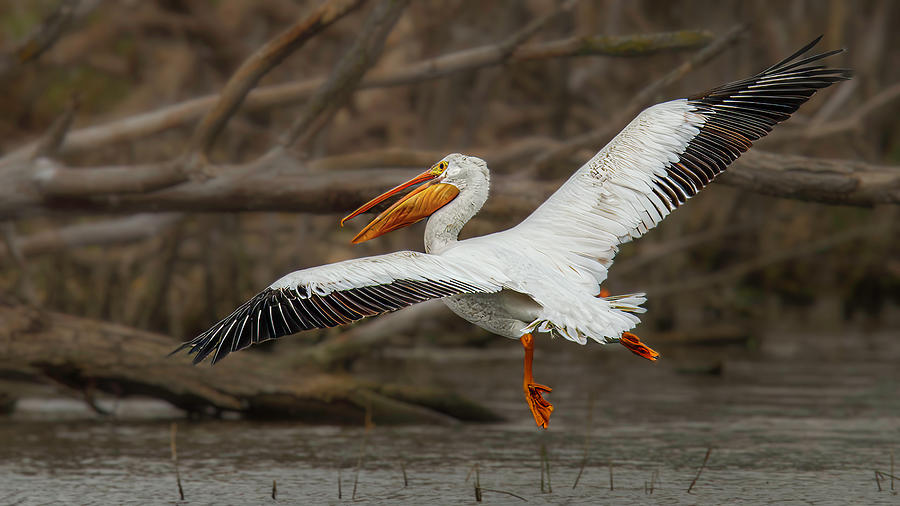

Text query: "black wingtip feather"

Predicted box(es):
[652, 37, 850, 213]
[170, 277, 490, 365]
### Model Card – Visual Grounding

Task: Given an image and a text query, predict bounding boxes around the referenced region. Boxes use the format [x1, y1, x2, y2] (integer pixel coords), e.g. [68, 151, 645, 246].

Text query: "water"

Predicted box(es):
[1, 337, 899, 504]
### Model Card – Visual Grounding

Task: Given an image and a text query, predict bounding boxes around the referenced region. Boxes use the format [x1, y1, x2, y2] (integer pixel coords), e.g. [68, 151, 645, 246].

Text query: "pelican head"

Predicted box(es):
[341, 153, 487, 244]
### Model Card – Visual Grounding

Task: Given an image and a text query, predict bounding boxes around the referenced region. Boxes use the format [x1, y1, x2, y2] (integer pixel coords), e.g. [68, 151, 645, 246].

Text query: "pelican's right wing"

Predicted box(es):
[173, 251, 503, 364]
[513, 37, 850, 281]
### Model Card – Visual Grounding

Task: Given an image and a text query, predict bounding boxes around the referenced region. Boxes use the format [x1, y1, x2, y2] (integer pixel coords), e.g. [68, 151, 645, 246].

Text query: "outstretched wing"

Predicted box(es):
[174, 251, 502, 364]
[513, 37, 851, 282]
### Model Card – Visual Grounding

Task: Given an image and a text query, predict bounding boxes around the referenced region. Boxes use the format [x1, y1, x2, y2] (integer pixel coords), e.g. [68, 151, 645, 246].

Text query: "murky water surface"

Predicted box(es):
[2, 341, 899, 504]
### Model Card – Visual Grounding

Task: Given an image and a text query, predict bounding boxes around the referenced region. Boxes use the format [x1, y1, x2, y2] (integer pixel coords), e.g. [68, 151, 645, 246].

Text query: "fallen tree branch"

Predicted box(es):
[0, 300, 501, 424]
[717, 151, 900, 207]
[4, 30, 714, 160]
[1, 151, 898, 220]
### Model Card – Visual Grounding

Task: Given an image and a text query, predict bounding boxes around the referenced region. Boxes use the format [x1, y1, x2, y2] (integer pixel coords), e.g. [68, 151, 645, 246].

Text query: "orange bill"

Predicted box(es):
[341, 169, 438, 227]
[343, 175, 459, 244]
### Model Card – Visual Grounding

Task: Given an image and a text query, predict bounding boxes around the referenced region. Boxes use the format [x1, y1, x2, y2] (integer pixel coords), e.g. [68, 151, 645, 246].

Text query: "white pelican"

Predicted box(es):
[175, 38, 849, 428]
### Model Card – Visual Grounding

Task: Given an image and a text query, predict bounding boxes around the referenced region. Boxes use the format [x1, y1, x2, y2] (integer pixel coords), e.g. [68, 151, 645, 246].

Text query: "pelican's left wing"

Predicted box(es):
[513, 37, 850, 281]
[174, 251, 502, 364]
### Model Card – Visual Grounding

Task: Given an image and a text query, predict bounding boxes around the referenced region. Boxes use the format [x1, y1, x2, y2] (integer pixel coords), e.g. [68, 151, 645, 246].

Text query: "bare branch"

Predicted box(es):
[718, 151, 900, 207]
[5, 30, 716, 159]
[280, 0, 411, 148]
[31, 96, 79, 159]
[186, 0, 367, 158]
[511, 29, 713, 60]
[3, 150, 897, 220]
[34, 159, 184, 196]
[531, 24, 745, 173]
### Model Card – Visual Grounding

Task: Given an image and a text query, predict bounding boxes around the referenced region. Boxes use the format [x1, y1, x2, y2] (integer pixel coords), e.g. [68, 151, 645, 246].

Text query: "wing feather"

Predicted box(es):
[513, 38, 850, 283]
[173, 251, 502, 364]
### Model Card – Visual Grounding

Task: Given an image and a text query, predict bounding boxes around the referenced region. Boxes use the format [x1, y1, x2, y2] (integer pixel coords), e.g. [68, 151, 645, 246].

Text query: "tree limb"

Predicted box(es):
[281, 0, 411, 148]
[0, 300, 501, 424]
[187, 0, 366, 158]
[0, 213, 182, 260]
[2, 150, 897, 221]
[717, 151, 900, 207]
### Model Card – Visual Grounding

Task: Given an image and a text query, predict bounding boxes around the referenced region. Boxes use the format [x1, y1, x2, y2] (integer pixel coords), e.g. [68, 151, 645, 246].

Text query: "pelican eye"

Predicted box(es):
[430, 161, 448, 175]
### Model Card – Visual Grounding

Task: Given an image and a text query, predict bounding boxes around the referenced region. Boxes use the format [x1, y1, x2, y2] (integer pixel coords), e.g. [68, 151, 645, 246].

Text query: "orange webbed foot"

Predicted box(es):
[524, 381, 554, 429]
[620, 332, 660, 361]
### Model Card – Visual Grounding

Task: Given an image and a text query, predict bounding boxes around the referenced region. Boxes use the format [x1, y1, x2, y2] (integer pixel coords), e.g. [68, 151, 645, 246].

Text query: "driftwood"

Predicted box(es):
[0, 300, 501, 424]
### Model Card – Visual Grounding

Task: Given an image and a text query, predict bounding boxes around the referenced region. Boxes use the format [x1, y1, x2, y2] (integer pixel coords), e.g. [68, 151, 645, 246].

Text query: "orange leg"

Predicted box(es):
[520, 333, 553, 429]
[620, 332, 660, 361]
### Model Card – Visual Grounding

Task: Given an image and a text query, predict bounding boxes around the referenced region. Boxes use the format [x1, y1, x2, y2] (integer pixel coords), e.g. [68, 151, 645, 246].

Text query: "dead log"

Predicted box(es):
[0, 300, 501, 424]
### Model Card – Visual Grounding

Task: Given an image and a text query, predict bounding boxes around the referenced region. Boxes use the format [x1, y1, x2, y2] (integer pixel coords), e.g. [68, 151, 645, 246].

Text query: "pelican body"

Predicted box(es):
[175, 39, 850, 428]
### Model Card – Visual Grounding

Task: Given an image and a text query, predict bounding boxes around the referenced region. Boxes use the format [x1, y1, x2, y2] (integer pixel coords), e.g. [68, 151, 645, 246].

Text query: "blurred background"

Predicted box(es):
[0, 0, 898, 503]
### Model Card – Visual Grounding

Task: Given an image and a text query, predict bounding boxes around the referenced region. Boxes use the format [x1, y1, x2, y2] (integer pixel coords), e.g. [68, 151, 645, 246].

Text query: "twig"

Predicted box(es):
[687, 447, 712, 493]
[513, 30, 712, 61]
[400, 460, 408, 487]
[572, 392, 595, 489]
[351, 403, 373, 500]
[186, 0, 366, 158]
[170, 422, 185, 501]
[609, 460, 614, 491]
[474, 463, 482, 502]
[540, 446, 545, 492]
[32, 96, 79, 160]
[280, 0, 411, 149]
[540, 442, 552, 493]
[481, 488, 528, 502]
